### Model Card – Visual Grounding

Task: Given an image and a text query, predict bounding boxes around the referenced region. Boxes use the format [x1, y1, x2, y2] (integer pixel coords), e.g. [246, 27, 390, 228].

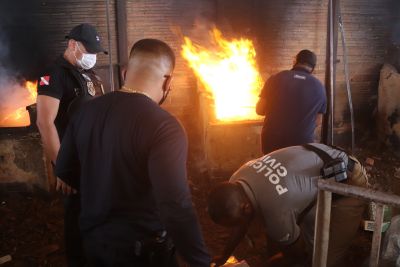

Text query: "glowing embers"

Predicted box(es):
[0, 81, 37, 127]
[182, 28, 263, 122]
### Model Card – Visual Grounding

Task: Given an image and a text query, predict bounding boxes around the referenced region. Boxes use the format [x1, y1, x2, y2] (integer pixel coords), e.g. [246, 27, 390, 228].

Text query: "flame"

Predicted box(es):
[25, 80, 38, 102]
[182, 29, 263, 122]
[226, 256, 239, 264]
[0, 80, 37, 127]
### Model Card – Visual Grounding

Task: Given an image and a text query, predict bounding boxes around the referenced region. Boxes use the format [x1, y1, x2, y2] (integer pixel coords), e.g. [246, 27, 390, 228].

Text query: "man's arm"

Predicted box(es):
[256, 97, 267, 116]
[36, 95, 60, 163]
[55, 122, 80, 192]
[316, 113, 323, 128]
[256, 76, 273, 116]
[37, 95, 76, 194]
[148, 118, 210, 267]
[213, 221, 251, 266]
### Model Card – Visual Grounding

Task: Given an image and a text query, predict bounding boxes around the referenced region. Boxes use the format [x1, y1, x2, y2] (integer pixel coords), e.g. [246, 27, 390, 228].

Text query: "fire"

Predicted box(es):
[25, 80, 38, 102]
[182, 29, 263, 122]
[0, 80, 37, 127]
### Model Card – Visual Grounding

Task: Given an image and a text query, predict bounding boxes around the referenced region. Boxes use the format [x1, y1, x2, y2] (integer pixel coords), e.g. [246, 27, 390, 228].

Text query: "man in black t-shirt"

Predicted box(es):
[55, 39, 211, 267]
[36, 24, 106, 267]
[256, 50, 327, 154]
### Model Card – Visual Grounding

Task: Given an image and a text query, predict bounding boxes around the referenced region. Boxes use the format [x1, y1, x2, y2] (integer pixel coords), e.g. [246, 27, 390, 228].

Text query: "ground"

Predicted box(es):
[0, 142, 399, 267]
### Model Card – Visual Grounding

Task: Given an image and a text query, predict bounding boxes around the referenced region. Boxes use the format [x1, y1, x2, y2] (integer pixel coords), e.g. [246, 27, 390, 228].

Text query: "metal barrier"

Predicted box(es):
[312, 179, 400, 267]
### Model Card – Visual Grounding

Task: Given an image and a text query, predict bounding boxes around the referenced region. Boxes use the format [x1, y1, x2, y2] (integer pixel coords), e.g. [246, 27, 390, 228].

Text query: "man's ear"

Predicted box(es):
[162, 75, 173, 92]
[68, 39, 76, 50]
[121, 65, 127, 83]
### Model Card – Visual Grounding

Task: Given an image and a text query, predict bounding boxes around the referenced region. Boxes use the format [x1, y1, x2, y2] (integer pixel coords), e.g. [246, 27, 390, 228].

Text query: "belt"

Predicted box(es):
[134, 230, 172, 256]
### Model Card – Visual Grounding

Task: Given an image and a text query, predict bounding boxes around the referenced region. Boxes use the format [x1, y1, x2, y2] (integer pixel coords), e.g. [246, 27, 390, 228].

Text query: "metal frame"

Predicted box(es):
[312, 179, 400, 267]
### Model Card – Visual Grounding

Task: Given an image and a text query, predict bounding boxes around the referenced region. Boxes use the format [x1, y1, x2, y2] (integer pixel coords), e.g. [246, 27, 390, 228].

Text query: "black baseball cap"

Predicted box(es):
[295, 49, 317, 68]
[66, 23, 108, 54]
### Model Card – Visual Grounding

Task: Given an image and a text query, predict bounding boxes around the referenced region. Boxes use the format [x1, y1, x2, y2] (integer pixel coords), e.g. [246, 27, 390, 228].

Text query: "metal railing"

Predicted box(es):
[312, 179, 400, 267]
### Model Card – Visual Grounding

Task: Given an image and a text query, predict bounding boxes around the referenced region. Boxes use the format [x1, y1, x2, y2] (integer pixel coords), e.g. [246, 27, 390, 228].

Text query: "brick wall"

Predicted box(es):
[20, 0, 119, 91]
[9, 0, 396, 180]
[125, 0, 397, 152]
[126, 0, 217, 174]
[35, 0, 118, 66]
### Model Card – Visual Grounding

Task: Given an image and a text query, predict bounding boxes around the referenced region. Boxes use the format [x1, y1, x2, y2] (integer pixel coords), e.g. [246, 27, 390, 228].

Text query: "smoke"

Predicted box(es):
[0, 0, 55, 125]
[0, 0, 53, 83]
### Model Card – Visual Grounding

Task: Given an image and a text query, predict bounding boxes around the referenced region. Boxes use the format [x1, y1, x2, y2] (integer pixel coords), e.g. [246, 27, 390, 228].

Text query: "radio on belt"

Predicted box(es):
[302, 144, 349, 183]
[321, 158, 348, 182]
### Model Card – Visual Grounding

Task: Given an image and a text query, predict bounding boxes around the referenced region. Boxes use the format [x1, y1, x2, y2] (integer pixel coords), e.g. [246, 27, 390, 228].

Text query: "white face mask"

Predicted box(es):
[74, 43, 97, 70]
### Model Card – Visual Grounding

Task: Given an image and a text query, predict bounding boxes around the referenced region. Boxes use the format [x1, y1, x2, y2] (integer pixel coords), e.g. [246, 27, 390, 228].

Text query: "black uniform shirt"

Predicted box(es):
[55, 91, 211, 266]
[37, 55, 102, 139]
[37, 56, 82, 139]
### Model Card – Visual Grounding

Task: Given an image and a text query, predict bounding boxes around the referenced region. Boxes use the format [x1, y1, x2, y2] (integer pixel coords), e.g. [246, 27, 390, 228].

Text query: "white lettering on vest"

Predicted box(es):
[276, 185, 289, 195]
[251, 156, 289, 195]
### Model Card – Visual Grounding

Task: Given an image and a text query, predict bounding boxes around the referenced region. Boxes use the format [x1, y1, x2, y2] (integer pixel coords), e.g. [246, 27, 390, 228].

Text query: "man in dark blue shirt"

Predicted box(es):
[55, 39, 210, 267]
[256, 50, 327, 154]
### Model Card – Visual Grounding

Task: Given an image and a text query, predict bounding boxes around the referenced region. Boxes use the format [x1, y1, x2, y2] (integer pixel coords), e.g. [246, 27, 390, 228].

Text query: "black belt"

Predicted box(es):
[134, 230, 173, 256]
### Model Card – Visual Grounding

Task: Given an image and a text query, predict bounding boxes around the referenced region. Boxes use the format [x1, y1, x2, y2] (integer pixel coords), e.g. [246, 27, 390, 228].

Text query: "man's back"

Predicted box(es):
[260, 68, 326, 153]
[230, 144, 348, 244]
[58, 91, 186, 235]
[56, 38, 211, 266]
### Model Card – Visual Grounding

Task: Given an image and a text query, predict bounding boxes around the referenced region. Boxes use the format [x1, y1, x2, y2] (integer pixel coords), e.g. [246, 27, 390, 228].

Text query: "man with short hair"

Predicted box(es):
[55, 39, 211, 267]
[36, 23, 106, 267]
[208, 143, 368, 267]
[256, 50, 327, 154]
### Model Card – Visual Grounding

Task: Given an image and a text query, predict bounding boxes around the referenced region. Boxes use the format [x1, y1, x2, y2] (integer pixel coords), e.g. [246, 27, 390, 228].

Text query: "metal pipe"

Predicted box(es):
[369, 204, 384, 267]
[317, 179, 400, 207]
[323, 0, 338, 146]
[312, 190, 332, 267]
[338, 6, 355, 153]
[105, 0, 114, 91]
[329, 0, 334, 146]
[115, 0, 128, 87]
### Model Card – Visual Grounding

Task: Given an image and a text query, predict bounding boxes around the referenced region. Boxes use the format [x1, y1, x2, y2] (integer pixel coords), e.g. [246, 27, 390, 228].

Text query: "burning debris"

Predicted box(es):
[0, 80, 37, 127]
[182, 29, 263, 122]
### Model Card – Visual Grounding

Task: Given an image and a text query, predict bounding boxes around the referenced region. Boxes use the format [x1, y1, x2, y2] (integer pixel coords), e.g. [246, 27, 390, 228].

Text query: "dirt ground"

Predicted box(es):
[0, 141, 399, 267]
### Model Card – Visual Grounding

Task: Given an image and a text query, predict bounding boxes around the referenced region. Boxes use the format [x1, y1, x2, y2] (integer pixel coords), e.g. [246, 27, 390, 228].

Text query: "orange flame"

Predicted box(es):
[182, 29, 263, 122]
[25, 80, 38, 102]
[0, 80, 37, 127]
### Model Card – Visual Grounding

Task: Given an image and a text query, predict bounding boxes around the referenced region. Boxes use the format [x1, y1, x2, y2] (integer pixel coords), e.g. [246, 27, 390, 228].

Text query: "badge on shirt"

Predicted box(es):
[82, 73, 96, 96]
[39, 75, 50, 86]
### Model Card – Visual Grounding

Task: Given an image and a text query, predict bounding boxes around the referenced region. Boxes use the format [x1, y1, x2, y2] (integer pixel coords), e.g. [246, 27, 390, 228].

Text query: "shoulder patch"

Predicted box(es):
[39, 75, 51, 86]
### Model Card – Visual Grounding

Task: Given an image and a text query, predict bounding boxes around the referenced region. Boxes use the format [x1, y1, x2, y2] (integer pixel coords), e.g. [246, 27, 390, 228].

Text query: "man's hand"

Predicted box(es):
[56, 177, 77, 195]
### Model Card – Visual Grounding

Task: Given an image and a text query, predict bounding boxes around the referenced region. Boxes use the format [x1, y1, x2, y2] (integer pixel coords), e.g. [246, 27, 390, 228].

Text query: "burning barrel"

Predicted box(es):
[181, 29, 265, 177]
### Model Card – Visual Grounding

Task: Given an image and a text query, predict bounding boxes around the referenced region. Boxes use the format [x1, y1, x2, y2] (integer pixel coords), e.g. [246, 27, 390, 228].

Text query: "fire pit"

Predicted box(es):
[0, 81, 50, 191]
[182, 29, 264, 177]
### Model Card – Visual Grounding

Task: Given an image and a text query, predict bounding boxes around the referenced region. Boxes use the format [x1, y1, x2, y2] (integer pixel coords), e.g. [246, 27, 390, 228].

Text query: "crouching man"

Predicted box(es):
[208, 143, 368, 267]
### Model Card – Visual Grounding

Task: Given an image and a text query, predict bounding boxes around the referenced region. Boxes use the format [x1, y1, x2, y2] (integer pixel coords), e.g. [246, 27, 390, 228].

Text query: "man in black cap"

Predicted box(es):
[256, 49, 327, 154]
[36, 23, 107, 267]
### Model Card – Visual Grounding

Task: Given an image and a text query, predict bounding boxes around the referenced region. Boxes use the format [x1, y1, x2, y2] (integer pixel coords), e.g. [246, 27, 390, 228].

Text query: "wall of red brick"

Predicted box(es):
[10, 0, 397, 182]
[35, 0, 118, 66]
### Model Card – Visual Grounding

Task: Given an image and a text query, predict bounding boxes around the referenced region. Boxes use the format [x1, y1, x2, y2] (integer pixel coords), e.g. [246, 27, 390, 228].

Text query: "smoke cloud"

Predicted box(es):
[0, 0, 54, 126]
